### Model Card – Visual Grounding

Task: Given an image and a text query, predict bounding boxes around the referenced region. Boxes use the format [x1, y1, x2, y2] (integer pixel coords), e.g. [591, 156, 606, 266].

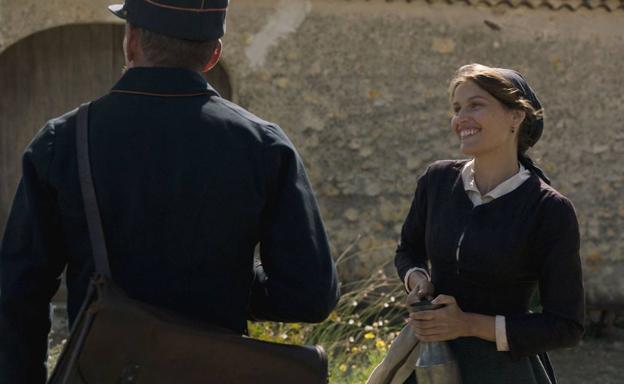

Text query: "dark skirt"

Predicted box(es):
[404, 337, 555, 384]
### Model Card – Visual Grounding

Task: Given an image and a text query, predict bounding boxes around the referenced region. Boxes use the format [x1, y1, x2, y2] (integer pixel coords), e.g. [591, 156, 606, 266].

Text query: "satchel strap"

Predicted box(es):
[77, 102, 112, 278]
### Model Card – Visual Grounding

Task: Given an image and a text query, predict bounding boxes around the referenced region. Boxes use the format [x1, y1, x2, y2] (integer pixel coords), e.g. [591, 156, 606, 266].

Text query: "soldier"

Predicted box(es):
[0, 1, 340, 382]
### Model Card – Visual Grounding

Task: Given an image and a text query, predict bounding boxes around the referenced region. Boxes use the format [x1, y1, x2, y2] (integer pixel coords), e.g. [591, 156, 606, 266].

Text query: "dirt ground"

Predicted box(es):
[548, 327, 624, 384]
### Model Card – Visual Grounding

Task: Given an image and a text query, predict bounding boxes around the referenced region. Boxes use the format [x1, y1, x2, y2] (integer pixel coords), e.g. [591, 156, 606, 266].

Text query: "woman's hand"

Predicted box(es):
[408, 294, 469, 342]
[405, 271, 435, 305]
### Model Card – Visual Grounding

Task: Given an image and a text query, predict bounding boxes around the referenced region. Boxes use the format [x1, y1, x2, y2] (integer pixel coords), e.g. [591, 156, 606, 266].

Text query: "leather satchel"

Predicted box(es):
[47, 102, 329, 384]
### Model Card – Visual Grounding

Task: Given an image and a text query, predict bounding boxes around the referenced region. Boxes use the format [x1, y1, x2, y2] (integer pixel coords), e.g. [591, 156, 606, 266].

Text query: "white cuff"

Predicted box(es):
[495, 315, 510, 351]
[403, 267, 430, 292]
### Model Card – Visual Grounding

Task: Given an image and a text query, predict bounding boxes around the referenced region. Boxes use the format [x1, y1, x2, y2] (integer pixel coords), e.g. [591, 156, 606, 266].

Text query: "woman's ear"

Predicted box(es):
[511, 109, 526, 131]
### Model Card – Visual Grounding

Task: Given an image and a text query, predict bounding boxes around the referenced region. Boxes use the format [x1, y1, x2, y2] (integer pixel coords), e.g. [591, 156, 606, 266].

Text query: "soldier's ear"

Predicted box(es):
[202, 40, 222, 73]
[124, 23, 142, 67]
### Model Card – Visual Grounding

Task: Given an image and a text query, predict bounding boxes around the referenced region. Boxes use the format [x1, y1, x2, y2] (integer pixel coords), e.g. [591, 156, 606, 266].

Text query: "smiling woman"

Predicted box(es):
[391, 64, 585, 384]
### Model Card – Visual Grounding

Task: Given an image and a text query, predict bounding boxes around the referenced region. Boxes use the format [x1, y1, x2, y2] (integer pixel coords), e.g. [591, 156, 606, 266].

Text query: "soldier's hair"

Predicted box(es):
[131, 24, 219, 71]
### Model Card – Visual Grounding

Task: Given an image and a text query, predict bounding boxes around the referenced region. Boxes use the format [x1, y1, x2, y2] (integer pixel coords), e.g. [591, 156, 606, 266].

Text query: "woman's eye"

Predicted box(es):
[470, 103, 482, 109]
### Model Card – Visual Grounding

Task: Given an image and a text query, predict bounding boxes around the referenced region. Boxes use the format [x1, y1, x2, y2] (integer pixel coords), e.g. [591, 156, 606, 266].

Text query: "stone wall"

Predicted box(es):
[1, 0, 623, 307]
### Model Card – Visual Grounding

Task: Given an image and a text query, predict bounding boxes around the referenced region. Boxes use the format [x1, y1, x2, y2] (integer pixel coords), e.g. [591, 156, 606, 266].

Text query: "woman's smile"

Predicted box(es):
[459, 127, 481, 139]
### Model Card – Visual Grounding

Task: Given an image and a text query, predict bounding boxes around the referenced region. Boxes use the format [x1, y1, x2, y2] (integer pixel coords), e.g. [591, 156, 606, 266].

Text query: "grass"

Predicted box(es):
[248, 241, 408, 383]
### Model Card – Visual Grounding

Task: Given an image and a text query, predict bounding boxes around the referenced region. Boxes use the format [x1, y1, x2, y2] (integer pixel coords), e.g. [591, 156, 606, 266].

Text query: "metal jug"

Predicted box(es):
[409, 301, 462, 384]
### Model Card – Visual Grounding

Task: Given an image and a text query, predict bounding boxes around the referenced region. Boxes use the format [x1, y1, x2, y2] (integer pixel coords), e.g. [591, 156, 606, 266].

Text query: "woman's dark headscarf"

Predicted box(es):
[495, 68, 551, 185]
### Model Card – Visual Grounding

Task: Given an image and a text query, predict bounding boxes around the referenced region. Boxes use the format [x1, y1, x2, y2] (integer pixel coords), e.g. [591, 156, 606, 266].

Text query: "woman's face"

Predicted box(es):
[451, 80, 521, 158]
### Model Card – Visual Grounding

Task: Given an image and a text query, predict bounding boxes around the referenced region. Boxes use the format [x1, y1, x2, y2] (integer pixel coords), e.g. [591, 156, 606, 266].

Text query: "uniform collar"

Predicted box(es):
[111, 67, 220, 97]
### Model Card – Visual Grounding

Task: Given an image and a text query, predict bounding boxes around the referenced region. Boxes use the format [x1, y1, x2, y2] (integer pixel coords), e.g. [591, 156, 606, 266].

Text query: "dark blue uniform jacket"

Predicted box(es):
[0, 67, 340, 383]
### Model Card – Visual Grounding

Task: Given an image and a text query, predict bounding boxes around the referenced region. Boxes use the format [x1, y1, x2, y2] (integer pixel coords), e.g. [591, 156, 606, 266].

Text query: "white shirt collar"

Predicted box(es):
[461, 159, 531, 206]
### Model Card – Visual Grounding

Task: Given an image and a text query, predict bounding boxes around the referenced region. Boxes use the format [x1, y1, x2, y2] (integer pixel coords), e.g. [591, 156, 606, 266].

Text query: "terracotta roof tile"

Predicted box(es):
[416, 0, 624, 11]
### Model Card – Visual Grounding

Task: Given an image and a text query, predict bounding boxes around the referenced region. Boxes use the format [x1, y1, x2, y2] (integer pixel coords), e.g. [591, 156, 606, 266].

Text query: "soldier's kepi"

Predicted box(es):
[108, 0, 228, 41]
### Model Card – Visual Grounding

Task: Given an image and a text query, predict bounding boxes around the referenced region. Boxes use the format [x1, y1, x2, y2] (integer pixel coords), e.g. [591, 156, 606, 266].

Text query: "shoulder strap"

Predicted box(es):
[76, 102, 112, 278]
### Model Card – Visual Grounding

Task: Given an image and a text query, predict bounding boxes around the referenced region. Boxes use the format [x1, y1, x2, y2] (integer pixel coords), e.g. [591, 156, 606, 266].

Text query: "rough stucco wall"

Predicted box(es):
[225, 0, 624, 307]
[1, 0, 623, 306]
[0, 0, 120, 52]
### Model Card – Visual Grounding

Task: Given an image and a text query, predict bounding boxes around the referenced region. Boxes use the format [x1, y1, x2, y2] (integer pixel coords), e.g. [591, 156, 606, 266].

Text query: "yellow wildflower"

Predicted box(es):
[376, 339, 386, 350]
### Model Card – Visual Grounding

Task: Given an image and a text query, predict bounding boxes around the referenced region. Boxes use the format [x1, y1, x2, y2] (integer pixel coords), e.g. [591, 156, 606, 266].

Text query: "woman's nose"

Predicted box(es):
[453, 110, 469, 125]
[456, 107, 470, 120]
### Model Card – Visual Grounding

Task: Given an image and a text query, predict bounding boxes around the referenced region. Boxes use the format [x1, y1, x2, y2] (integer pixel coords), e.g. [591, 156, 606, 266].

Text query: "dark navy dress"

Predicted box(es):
[396, 160, 584, 384]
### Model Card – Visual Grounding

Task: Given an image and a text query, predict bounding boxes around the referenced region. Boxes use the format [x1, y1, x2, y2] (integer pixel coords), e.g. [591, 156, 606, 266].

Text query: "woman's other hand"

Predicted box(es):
[406, 271, 434, 305]
[408, 294, 469, 342]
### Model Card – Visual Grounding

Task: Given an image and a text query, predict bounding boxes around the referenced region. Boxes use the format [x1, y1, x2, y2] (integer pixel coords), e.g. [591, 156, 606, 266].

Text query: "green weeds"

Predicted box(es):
[249, 242, 408, 384]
